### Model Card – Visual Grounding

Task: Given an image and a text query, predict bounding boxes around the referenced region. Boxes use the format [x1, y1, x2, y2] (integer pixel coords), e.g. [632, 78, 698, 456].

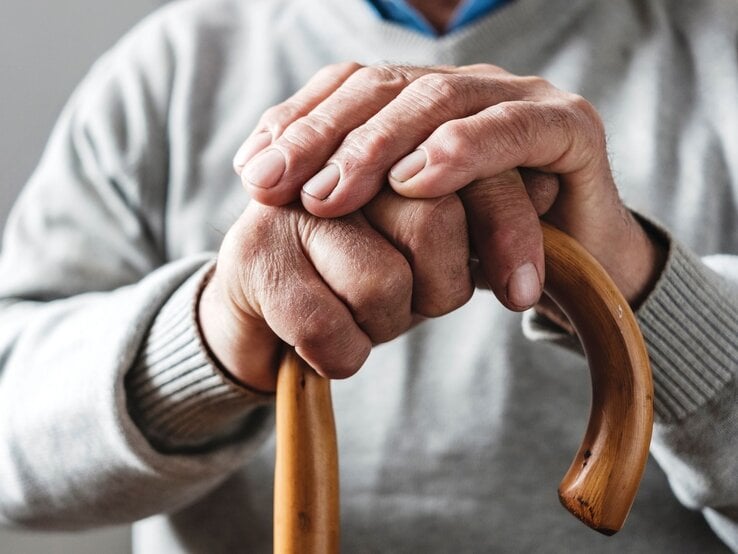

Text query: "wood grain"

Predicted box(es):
[274, 348, 339, 553]
[541, 222, 653, 534]
[273, 223, 654, 550]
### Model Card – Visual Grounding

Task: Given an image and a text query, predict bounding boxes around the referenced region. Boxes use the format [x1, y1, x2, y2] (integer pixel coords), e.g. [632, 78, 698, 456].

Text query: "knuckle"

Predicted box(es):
[566, 93, 606, 140]
[447, 279, 475, 311]
[428, 193, 467, 230]
[542, 94, 607, 163]
[294, 308, 365, 381]
[466, 62, 503, 74]
[320, 60, 363, 78]
[278, 113, 335, 152]
[227, 210, 297, 312]
[434, 120, 476, 164]
[566, 92, 597, 118]
[405, 195, 472, 318]
[404, 194, 466, 249]
[296, 306, 342, 350]
[239, 203, 280, 244]
[350, 64, 411, 95]
[366, 258, 413, 309]
[488, 103, 535, 156]
[341, 123, 393, 164]
[258, 101, 301, 135]
[514, 74, 553, 96]
[412, 72, 456, 98]
[352, 256, 412, 324]
[407, 73, 467, 116]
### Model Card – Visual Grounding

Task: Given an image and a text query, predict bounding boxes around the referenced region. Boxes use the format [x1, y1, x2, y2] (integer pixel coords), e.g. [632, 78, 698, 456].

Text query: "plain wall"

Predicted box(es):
[0, 1, 159, 551]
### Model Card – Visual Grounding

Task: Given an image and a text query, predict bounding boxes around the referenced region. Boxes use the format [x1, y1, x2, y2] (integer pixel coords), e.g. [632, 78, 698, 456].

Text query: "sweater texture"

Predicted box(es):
[0, 0, 736, 551]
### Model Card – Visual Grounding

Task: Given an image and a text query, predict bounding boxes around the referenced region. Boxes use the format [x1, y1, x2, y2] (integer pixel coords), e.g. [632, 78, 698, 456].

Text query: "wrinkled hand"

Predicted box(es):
[234, 62, 665, 312]
[198, 190, 472, 391]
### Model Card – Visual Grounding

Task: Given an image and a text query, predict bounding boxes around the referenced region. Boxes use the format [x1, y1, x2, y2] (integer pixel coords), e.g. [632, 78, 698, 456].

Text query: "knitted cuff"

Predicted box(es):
[523, 230, 737, 424]
[637, 240, 737, 422]
[126, 262, 273, 453]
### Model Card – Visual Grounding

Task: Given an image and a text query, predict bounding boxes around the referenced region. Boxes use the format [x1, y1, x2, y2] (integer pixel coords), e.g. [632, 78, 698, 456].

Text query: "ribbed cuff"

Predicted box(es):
[523, 229, 737, 424]
[126, 262, 273, 453]
[637, 240, 737, 423]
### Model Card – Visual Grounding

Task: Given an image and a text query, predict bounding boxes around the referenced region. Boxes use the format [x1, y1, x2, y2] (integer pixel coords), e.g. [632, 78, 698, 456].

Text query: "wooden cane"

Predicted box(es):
[274, 222, 653, 551]
[274, 348, 339, 553]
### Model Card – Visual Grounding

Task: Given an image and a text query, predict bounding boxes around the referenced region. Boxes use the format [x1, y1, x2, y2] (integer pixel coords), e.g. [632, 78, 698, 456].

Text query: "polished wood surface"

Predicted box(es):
[274, 223, 653, 551]
[541, 222, 653, 534]
[274, 349, 339, 553]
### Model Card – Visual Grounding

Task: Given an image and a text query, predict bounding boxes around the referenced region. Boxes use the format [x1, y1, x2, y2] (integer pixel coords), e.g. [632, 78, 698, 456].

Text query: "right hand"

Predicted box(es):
[197, 190, 473, 392]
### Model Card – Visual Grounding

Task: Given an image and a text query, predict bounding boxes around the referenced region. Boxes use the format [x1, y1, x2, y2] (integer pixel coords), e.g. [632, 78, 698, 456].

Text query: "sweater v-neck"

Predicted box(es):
[304, 0, 597, 67]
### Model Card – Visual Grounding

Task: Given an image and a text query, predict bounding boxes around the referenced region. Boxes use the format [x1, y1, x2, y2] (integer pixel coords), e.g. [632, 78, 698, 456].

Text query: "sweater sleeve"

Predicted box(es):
[0, 14, 272, 530]
[523, 232, 738, 550]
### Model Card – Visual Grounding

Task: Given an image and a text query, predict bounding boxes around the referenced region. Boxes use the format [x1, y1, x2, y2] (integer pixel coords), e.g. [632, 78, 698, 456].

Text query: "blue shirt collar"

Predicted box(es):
[366, 0, 512, 36]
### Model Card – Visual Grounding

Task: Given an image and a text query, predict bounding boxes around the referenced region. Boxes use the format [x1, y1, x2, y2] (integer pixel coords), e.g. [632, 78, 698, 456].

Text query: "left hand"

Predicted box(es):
[234, 62, 666, 311]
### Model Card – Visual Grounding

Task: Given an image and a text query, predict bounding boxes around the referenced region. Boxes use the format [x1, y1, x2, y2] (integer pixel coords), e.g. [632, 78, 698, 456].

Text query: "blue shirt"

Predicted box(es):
[367, 0, 511, 36]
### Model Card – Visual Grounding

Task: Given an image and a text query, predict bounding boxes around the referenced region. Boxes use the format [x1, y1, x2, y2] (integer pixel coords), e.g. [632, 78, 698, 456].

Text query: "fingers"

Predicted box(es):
[458, 170, 544, 311]
[228, 204, 371, 380]
[238, 203, 413, 380]
[300, 72, 537, 217]
[519, 168, 559, 216]
[388, 97, 610, 203]
[233, 61, 363, 173]
[238, 62, 608, 240]
[362, 189, 473, 317]
[385, 95, 630, 271]
[238, 63, 552, 216]
[298, 209, 414, 345]
[240, 64, 433, 206]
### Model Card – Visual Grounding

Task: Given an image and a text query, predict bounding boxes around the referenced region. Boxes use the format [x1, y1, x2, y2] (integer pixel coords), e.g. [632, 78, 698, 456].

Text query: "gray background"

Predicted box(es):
[0, 1, 159, 551]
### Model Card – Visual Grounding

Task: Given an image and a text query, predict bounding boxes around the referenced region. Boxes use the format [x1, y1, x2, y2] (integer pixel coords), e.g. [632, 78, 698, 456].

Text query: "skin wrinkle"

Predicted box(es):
[415, 197, 473, 315]
[260, 239, 370, 377]
[340, 127, 396, 176]
[255, 62, 364, 139]
[354, 64, 417, 89]
[6, 2, 731, 543]
[365, 191, 472, 317]
[405, 74, 473, 121]
[281, 114, 340, 151]
[342, 72, 547, 187]
[259, 101, 302, 136]
[297, 207, 413, 345]
[459, 176, 544, 303]
[480, 102, 543, 166]
[209, 59, 666, 390]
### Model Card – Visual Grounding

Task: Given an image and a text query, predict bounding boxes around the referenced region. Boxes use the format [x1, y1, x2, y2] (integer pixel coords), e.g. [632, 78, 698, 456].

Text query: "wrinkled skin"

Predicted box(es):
[200, 61, 665, 392]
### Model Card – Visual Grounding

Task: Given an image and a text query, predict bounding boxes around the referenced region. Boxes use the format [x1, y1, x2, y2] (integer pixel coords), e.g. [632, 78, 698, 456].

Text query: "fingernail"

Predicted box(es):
[507, 262, 541, 309]
[390, 149, 427, 182]
[233, 131, 273, 174]
[244, 149, 286, 189]
[302, 164, 340, 200]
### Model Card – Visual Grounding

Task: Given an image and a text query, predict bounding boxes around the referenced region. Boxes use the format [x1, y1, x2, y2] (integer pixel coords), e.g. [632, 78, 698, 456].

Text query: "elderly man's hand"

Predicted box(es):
[198, 190, 472, 392]
[234, 63, 665, 313]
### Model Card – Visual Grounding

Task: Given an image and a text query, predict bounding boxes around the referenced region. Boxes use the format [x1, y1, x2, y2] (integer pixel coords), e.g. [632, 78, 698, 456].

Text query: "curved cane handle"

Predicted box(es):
[274, 223, 653, 552]
[541, 222, 653, 534]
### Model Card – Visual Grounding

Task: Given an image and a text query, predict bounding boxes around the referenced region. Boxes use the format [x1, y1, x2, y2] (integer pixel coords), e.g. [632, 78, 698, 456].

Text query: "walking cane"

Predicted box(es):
[273, 222, 654, 552]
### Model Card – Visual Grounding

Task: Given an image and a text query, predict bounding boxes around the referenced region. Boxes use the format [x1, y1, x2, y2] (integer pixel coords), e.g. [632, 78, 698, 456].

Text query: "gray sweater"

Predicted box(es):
[0, 0, 736, 551]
